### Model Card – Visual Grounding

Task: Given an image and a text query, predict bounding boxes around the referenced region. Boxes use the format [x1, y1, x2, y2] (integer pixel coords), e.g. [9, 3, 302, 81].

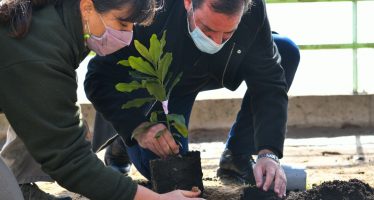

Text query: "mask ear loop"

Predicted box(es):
[190, 2, 198, 29]
[98, 15, 108, 28]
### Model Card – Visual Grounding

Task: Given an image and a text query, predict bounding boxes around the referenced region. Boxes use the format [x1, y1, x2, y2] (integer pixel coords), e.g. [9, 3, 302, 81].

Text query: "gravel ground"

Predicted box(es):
[38, 128, 374, 199]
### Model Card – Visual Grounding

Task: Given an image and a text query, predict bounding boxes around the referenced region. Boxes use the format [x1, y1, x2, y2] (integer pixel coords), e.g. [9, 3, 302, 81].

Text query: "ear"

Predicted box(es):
[80, 0, 95, 20]
[183, 0, 192, 12]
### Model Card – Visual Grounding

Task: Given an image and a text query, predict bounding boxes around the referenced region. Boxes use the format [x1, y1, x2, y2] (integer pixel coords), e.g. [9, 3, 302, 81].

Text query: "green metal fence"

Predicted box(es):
[266, 0, 374, 94]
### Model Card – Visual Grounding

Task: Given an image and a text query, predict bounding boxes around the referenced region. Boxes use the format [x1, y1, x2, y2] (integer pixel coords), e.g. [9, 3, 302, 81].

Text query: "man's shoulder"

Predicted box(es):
[240, 0, 266, 27]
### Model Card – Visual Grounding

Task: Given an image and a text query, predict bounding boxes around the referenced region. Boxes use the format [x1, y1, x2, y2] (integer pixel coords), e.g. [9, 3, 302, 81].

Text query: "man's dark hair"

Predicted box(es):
[192, 0, 252, 15]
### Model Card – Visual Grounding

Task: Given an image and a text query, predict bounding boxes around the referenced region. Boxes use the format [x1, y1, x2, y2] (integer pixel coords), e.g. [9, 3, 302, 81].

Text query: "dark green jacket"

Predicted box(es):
[0, 1, 137, 199]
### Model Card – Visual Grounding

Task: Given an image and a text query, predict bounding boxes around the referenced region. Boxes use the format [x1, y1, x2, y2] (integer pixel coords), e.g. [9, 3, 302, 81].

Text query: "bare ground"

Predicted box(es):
[38, 127, 374, 199]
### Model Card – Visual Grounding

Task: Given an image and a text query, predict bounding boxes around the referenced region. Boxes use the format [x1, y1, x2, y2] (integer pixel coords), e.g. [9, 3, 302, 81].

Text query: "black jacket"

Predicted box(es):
[85, 0, 288, 157]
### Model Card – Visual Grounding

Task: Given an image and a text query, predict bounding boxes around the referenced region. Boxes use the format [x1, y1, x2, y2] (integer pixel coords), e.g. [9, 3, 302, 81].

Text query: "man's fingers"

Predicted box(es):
[157, 136, 173, 157]
[180, 190, 201, 198]
[253, 165, 264, 188]
[278, 168, 287, 198]
[162, 133, 179, 154]
[148, 143, 159, 157]
[279, 182, 287, 198]
[273, 170, 282, 194]
[151, 142, 164, 158]
[263, 168, 275, 191]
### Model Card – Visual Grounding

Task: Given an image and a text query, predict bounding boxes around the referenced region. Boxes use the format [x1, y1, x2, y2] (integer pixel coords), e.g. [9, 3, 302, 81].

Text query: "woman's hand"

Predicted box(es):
[159, 189, 205, 200]
[134, 185, 205, 200]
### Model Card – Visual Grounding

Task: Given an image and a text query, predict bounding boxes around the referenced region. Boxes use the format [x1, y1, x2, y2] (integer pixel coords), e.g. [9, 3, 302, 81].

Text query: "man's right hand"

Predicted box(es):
[133, 123, 179, 158]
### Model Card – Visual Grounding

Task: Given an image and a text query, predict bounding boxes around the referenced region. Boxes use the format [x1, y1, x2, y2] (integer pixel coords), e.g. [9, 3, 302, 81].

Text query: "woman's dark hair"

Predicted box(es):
[0, 0, 157, 38]
[92, 0, 157, 26]
[192, 0, 252, 15]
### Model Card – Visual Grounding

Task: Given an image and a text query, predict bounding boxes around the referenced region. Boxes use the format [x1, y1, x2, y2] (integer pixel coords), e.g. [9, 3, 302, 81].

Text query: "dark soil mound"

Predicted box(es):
[240, 186, 282, 200]
[287, 179, 374, 200]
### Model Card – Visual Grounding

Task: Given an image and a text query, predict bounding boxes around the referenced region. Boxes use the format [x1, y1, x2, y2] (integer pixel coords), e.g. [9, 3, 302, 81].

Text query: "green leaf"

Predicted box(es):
[128, 56, 157, 76]
[129, 70, 154, 80]
[142, 80, 166, 101]
[158, 52, 172, 83]
[160, 31, 167, 54]
[167, 114, 188, 138]
[149, 34, 161, 68]
[150, 111, 158, 123]
[172, 122, 188, 138]
[121, 97, 155, 109]
[118, 60, 130, 67]
[115, 81, 143, 93]
[164, 72, 173, 88]
[167, 72, 183, 98]
[134, 40, 153, 64]
[131, 122, 157, 140]
[155, 128, 167, 139]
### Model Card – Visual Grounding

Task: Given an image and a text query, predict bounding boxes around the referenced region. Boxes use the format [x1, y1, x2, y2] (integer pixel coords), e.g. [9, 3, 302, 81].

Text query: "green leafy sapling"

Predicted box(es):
[115, 31, 188, 149]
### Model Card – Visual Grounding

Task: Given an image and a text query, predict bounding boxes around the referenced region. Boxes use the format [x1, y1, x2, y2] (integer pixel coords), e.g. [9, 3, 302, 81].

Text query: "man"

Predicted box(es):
[85, 0, 300, 198]
[92, 112, 132, 175]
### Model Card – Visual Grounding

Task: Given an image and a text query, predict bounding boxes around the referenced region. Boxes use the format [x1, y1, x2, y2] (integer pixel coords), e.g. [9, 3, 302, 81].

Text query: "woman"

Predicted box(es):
[0, 0, 204, 199]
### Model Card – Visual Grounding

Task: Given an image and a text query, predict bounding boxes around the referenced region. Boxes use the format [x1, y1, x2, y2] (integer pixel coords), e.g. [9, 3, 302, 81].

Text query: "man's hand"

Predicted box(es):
[132, 122, 179, 158]
[253, 149, 287, 198]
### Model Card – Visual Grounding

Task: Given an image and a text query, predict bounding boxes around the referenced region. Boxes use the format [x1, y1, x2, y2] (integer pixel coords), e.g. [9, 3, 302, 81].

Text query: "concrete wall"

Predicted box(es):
[0, 104, 97, 142]
[287, 95, 373, 128]
[189, 95, 374, 130]
[1, 95, 374, 140]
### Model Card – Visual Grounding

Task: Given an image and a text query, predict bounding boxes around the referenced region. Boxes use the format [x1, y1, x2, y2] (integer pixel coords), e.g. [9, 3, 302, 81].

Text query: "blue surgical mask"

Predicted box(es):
[187, 4, 229, 54]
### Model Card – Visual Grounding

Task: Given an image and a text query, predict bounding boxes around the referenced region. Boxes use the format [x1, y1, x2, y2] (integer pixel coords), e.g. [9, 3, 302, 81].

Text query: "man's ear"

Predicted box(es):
[183, 0, 192, 12]
[80, 0, 95, 20]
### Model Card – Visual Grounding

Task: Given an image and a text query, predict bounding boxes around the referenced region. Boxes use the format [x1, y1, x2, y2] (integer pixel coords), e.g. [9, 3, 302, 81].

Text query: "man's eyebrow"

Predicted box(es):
[200, 21, 217, 32]
[200, 20, 237, 33]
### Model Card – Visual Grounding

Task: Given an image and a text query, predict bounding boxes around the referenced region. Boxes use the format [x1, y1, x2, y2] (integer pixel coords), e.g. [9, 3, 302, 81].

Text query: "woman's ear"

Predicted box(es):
[80, 0, 94, 20]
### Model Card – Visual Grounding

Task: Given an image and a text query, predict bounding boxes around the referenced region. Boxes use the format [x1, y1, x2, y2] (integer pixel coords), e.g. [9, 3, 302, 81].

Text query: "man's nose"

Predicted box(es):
[209, 32, 224, 44]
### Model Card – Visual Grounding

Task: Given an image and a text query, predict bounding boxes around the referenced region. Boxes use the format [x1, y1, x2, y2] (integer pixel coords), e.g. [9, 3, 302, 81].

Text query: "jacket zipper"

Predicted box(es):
[221, 42, 236, 87]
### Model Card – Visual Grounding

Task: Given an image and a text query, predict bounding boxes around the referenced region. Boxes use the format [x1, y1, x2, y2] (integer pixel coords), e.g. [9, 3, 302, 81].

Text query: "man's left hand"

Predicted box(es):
[253, 150, 287, 198]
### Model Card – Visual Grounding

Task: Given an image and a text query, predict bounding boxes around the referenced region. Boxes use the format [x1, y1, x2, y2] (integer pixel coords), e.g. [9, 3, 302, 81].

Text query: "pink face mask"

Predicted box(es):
[86, 16, 133, 56]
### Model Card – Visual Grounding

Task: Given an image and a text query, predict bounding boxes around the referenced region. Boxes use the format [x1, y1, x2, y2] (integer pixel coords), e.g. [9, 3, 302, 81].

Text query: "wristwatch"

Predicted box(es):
[257, 153, 280, 164]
